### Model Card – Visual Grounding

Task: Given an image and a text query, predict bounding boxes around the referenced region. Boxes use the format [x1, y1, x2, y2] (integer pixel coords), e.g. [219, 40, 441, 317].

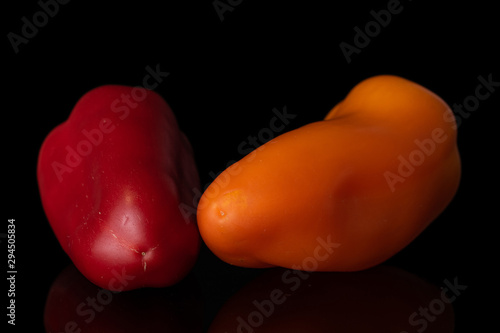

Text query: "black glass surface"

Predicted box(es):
[4, 1, 496, 332]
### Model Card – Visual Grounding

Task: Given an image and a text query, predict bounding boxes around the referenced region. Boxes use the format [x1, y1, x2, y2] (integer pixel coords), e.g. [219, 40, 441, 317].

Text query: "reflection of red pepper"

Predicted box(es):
[37, 85, 200, 290]
[208, 266, 455, 332]
[44, 264, 203, 333]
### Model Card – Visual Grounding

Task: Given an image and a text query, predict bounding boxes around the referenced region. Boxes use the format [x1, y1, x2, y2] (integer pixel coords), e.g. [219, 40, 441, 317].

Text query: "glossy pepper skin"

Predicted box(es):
[37, 85, 200, 290]
[197, 75, 461, 271]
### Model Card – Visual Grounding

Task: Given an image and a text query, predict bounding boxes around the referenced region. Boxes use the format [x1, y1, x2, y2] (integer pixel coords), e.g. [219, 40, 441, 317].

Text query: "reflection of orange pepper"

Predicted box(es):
[208, 266, 455, 332]
[198, 75, 461, 271]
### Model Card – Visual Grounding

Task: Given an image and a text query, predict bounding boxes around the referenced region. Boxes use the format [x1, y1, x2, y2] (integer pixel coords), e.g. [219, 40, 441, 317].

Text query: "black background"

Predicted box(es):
[4, 0, 498, 331]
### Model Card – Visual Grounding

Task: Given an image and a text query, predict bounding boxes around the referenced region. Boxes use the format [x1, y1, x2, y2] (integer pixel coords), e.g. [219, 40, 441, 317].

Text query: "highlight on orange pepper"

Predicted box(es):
[197, 75, 461, 271]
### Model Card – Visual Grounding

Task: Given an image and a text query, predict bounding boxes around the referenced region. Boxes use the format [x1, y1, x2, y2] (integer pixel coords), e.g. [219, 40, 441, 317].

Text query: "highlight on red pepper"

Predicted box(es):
[197, 75, 461, 271]
[37, 85, 201, 291]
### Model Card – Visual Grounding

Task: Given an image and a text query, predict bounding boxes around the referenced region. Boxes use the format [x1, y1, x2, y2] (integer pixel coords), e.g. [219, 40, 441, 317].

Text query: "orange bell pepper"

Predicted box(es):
[197, 75, 461, 271]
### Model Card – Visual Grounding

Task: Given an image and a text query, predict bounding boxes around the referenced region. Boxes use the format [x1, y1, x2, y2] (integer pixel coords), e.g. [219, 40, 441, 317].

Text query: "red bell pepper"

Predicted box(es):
[37, 85, 200, 291]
